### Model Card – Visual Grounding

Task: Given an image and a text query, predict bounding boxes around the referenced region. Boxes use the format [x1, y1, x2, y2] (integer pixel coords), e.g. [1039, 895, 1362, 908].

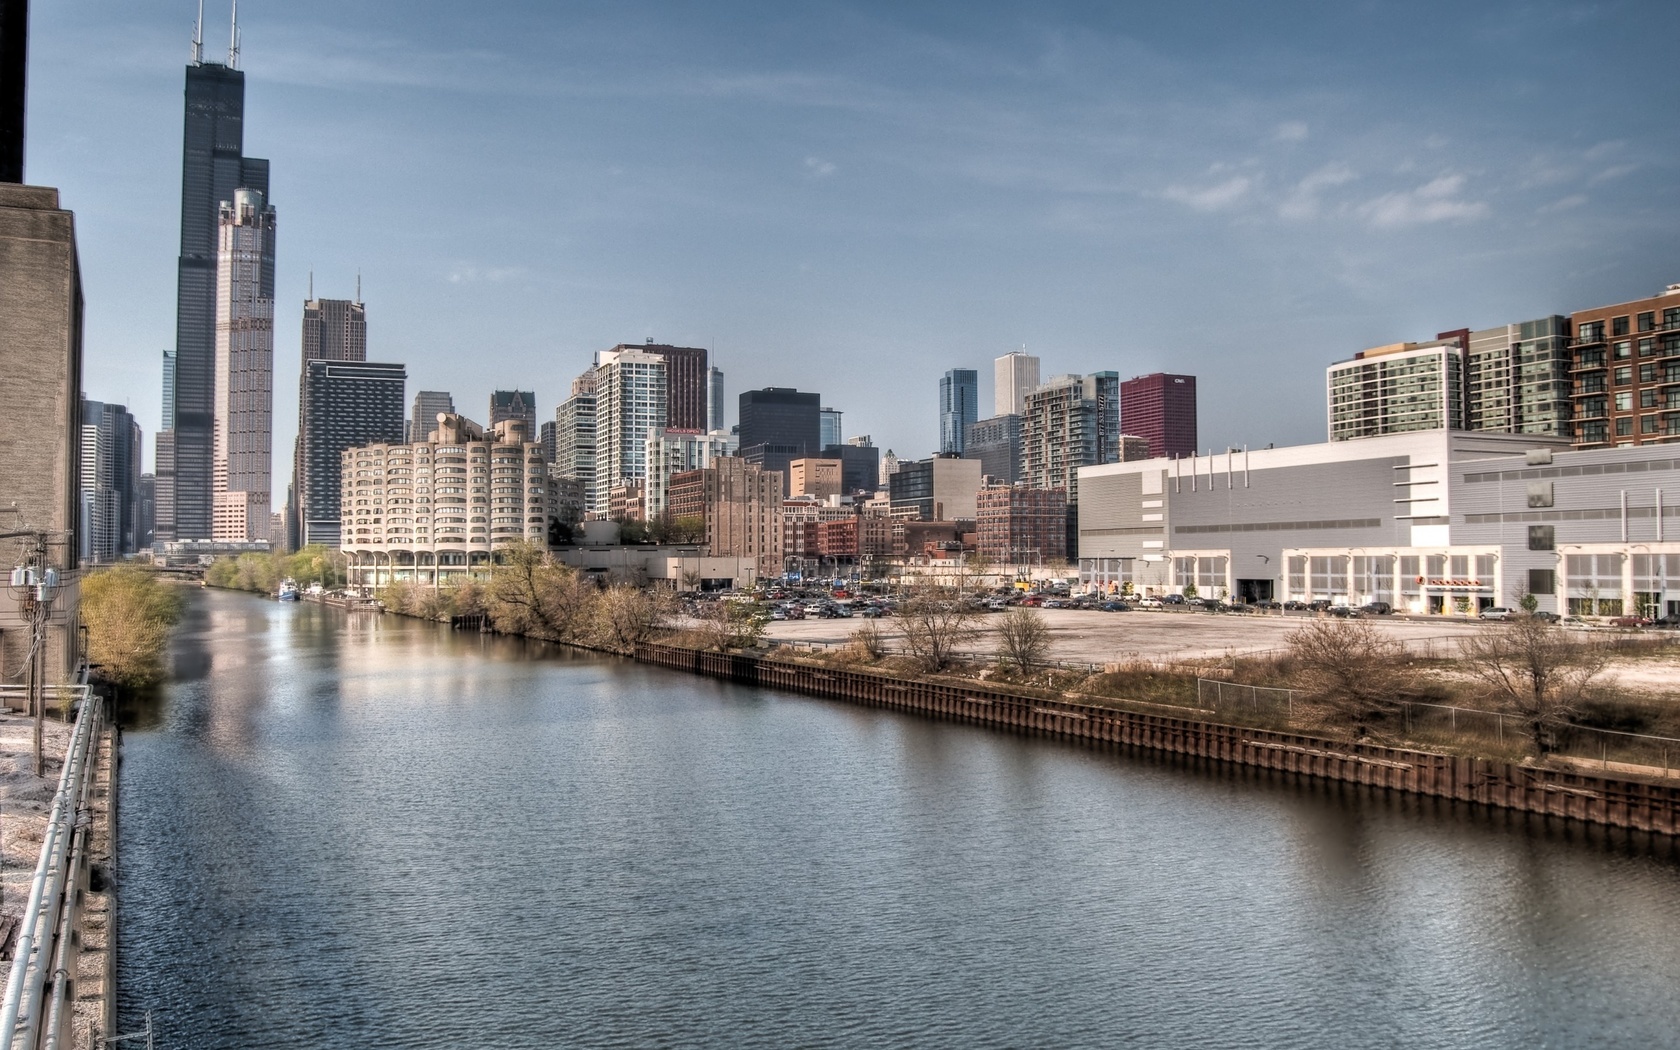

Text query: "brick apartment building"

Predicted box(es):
[1571, 284, 1680, 448]
[668, 458, 784, 577]
[976, 485, 1067, 566]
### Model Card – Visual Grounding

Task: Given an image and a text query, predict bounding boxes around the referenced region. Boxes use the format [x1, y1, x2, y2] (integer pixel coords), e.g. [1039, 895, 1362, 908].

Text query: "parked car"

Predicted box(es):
[1325, 605, 1360, 618]
[1098, 600, 1131, 612]
[1135, 597, 1164, 610]
[1530, 611, 1561, 623]
[1222, 602, 1253, 614]
[1253, 600, 1283, 611]
[1654, 614, 1680, 629]
[1161, 594, 1186, 606]
[1359, 602, 1392, 615]
[1479, 607, 1514, 621]
[1609, 614, 1652, 628]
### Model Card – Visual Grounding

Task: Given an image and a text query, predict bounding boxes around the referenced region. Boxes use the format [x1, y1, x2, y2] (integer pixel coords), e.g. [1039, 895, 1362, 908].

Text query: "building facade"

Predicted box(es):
[1119, 372, 1195, 459]
[738, 387, 821, 493]
[994, 350, 1040, 417]
[939, 368, 979, 455]
[963, 414, 1022, 484]
[79, 399, 143, 562]
[160, 52, 269, 544]
[823, 440, 880, 497]
[1021, 373, 1118, 501]
[644, 427, 737, 520]
[888, 455, 983, 521]
[820, 407, 844, 450]
[554, 376, 597, 514]
[408, 390, 455, 443]
[1570, 285, 1680, 449]
[667, 458, 785, 578]
[590, 348, 667, 516]
[1327, 340, 1465, 442]
[789, 458, 843, 499]
[489, 390, 538, 440]
[340, 414, 554, 589]
[1465, 316, 1572, 438]
[211, 187, 276, 542]
[976, 485, 1066, 566]
[297, 360, 406, 548]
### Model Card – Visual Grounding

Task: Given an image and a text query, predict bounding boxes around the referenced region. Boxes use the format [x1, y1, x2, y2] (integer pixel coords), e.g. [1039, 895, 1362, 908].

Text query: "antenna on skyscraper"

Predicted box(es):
[356, 270, 362, 303]
[308, 269, 313, 300]
[228, 0, 240, 68]
[192, 0, 204, 63]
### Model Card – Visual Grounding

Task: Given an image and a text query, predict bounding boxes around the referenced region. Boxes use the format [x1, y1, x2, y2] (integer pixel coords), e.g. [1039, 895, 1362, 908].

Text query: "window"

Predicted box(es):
[1615, 366, 1633, 385]
[1617, 417, 1634, 436]
[1528, 568, 1555, 594]
[1613, 315, 1630, 336]
[1526, 481, 1554, 508]
[1640, 338, 1657, 357]
[1615, 392, 1633, 412]
[1666, 307, 1680, 327]
[1639, 312, 1656, 332]
[1527, 525, 1554, 551]
[1642, 389, 1660, 409]
[1641, 415, 1659, 434]
[1641, 363, 1659, 383]
[1579, 322, 1605, 343]
[1613, 340, 1632, 359]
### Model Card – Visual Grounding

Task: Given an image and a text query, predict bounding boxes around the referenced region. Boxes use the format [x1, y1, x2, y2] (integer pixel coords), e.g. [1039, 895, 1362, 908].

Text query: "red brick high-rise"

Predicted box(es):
[1120, 373, 1197, 458]
[606, 342, 710, 432]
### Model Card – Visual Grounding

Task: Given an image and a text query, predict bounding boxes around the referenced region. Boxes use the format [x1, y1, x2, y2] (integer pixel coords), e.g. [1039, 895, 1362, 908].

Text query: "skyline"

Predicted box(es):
[22, 1, 1680, 506]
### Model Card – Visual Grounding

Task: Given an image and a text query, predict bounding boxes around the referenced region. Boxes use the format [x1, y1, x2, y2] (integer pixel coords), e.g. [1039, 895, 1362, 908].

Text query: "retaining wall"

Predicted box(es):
[635, 643, 1680, 836]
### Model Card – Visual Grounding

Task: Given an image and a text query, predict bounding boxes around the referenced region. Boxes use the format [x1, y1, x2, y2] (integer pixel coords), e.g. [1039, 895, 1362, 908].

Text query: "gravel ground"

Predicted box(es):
[0, 712, 75, 934]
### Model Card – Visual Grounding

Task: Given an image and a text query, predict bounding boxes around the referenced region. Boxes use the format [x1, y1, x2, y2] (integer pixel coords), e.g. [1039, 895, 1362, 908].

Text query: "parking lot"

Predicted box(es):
[764, 607, 1498, 664]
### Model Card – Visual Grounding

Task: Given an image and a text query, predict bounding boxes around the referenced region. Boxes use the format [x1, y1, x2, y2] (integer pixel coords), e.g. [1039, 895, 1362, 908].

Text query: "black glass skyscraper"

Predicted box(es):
[156, 38, 270, 543]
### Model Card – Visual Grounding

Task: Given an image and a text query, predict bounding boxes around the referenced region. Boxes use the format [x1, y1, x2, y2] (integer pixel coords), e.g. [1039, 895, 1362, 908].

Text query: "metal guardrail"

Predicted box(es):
[0, 692, 103, 1050]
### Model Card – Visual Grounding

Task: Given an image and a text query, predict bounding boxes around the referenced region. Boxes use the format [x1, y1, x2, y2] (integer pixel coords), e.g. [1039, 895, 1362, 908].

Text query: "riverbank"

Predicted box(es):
[635, 641, 1680, 836]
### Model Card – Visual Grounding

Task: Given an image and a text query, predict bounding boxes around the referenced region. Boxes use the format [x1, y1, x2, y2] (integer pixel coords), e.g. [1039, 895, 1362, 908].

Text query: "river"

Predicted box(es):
[116, 590, 1680, 1048]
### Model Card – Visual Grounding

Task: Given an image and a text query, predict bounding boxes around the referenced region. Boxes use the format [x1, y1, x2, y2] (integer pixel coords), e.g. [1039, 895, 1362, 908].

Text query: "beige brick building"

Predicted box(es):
[668, 458, 784, 578]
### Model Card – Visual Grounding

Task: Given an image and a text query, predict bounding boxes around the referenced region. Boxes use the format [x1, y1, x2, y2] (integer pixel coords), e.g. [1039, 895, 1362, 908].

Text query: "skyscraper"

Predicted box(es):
[211, 187, 276, 542]
[159, 20, 270, 542]
[590, 348, 667, 517]
[298, 360, 406, 548]
[408, 390, 455, 443]
[1120, 373, 1197, 458]
[708, 366, 726, 432]
[739, 387, 821, 494]
[555, 373, 598, 513]
[614, 343, 709, 431]
[820, 407, 844, 450]
[288, 296, 367, 546]
[939, 369, 979, 455]
[1021, 373, 1119, 501]
[490, 390, 538, 441]
[79, 399, 143, 562]
[994, 350, 1040, 417]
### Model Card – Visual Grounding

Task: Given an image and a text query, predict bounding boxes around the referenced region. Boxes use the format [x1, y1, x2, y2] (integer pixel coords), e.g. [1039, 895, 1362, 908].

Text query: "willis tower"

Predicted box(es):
[156, 5, 271, 543]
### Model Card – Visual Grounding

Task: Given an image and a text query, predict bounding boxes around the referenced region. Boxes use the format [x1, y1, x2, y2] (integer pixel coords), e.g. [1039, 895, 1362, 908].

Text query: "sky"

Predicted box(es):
[22, 0, 1680, 504]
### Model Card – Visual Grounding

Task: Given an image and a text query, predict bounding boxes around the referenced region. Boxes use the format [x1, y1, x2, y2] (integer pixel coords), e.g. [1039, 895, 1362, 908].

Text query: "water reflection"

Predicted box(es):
[117, 590, 1680, 1050]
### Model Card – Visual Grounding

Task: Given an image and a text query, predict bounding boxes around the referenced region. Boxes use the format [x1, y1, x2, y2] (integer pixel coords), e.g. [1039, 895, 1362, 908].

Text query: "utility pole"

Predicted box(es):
[6, 528, 67, 777]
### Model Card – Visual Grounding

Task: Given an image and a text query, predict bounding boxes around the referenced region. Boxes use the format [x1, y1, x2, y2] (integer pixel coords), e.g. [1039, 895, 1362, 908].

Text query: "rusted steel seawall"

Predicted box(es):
[634, 643, 1680, 837]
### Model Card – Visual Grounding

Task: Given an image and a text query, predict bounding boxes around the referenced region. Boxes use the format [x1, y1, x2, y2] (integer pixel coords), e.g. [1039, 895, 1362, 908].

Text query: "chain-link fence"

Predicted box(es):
[1195, 678, 1298, 718]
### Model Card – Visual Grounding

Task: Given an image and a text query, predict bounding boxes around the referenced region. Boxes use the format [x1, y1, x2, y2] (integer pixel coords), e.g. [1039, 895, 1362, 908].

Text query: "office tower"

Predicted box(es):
[709, 366, 726, 432]
[1120, 373, 1196, 458]
[540, 421, 556, 466]
[555, 372, 597, 512]
[137, 473, 156, 550]
[590, 348, 667, 516]
[939, 369, 979, 455]
[1465, 317, 1572, 438]
[302, 296, 367, 363]
[0, 183, 83, 687]
[1327, 345, 1463, 442]
[408, 390, 454, 443]
[298, 361, 405, 548]
[644, 427, 737, 519]
[822, 440, 880, 496]
[738, 387, 821, 494]
[489, 390, 538, 442]
[964, 414, 1023, 484]
[888, 456, 983, 521]
[1570, 285, 1680, 448]
[211, 187, 276, 542]
[161, 349, 177, 422]
[994, 350, 1040, 417]
[880, 449, 900, 488]
[1021, 373, 1120, 501]
[79, 399, 143, 562]
[160, 20, 270, 543]
[820, 407, 843, 450]
[288, 296, 368, 546]
[603, 343, 709, 431]
[0, 0, 24, 183]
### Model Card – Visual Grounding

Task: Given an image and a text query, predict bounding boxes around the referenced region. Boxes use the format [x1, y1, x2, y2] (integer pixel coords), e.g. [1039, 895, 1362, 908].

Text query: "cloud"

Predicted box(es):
[1539, 194, 1588, 213]
[1588, 163, 1638, 185]
[803, 156, 837, 178]
[1357, 174, 1486, 228]
[1274, 121, 1309, 143]
[1161, 175, 1252, 212]
[1278, 163, 1356, 220]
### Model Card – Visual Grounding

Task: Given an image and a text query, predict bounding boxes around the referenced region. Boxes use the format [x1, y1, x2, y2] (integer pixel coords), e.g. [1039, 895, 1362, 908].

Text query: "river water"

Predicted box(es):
[116, 590, 1680, 1049]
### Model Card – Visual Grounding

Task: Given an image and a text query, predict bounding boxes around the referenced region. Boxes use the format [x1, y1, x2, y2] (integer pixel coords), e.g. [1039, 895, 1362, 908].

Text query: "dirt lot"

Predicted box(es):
[766, 608, 1494, 663]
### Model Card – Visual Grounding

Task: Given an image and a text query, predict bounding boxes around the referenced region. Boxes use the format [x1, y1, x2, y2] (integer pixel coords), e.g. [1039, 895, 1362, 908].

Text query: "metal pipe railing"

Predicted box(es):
[0, 695, 100, 1049]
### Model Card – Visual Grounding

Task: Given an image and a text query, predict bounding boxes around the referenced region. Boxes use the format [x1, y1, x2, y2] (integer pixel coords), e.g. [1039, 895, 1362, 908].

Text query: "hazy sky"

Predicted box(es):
[23, 1, 1680, 502]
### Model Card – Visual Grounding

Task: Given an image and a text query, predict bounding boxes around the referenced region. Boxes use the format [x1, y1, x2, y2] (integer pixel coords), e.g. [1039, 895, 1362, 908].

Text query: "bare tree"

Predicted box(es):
[847, 619, 888, 661]
[995, 606, 1050, 673]
[1286, 618, 1412, 737]
[590, 585, 675, 654]
[897, 585, 980, 672]
[696, 600, 768, 651]
[485, 540, 591, 641]
[1458, 616, 1612, 753]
